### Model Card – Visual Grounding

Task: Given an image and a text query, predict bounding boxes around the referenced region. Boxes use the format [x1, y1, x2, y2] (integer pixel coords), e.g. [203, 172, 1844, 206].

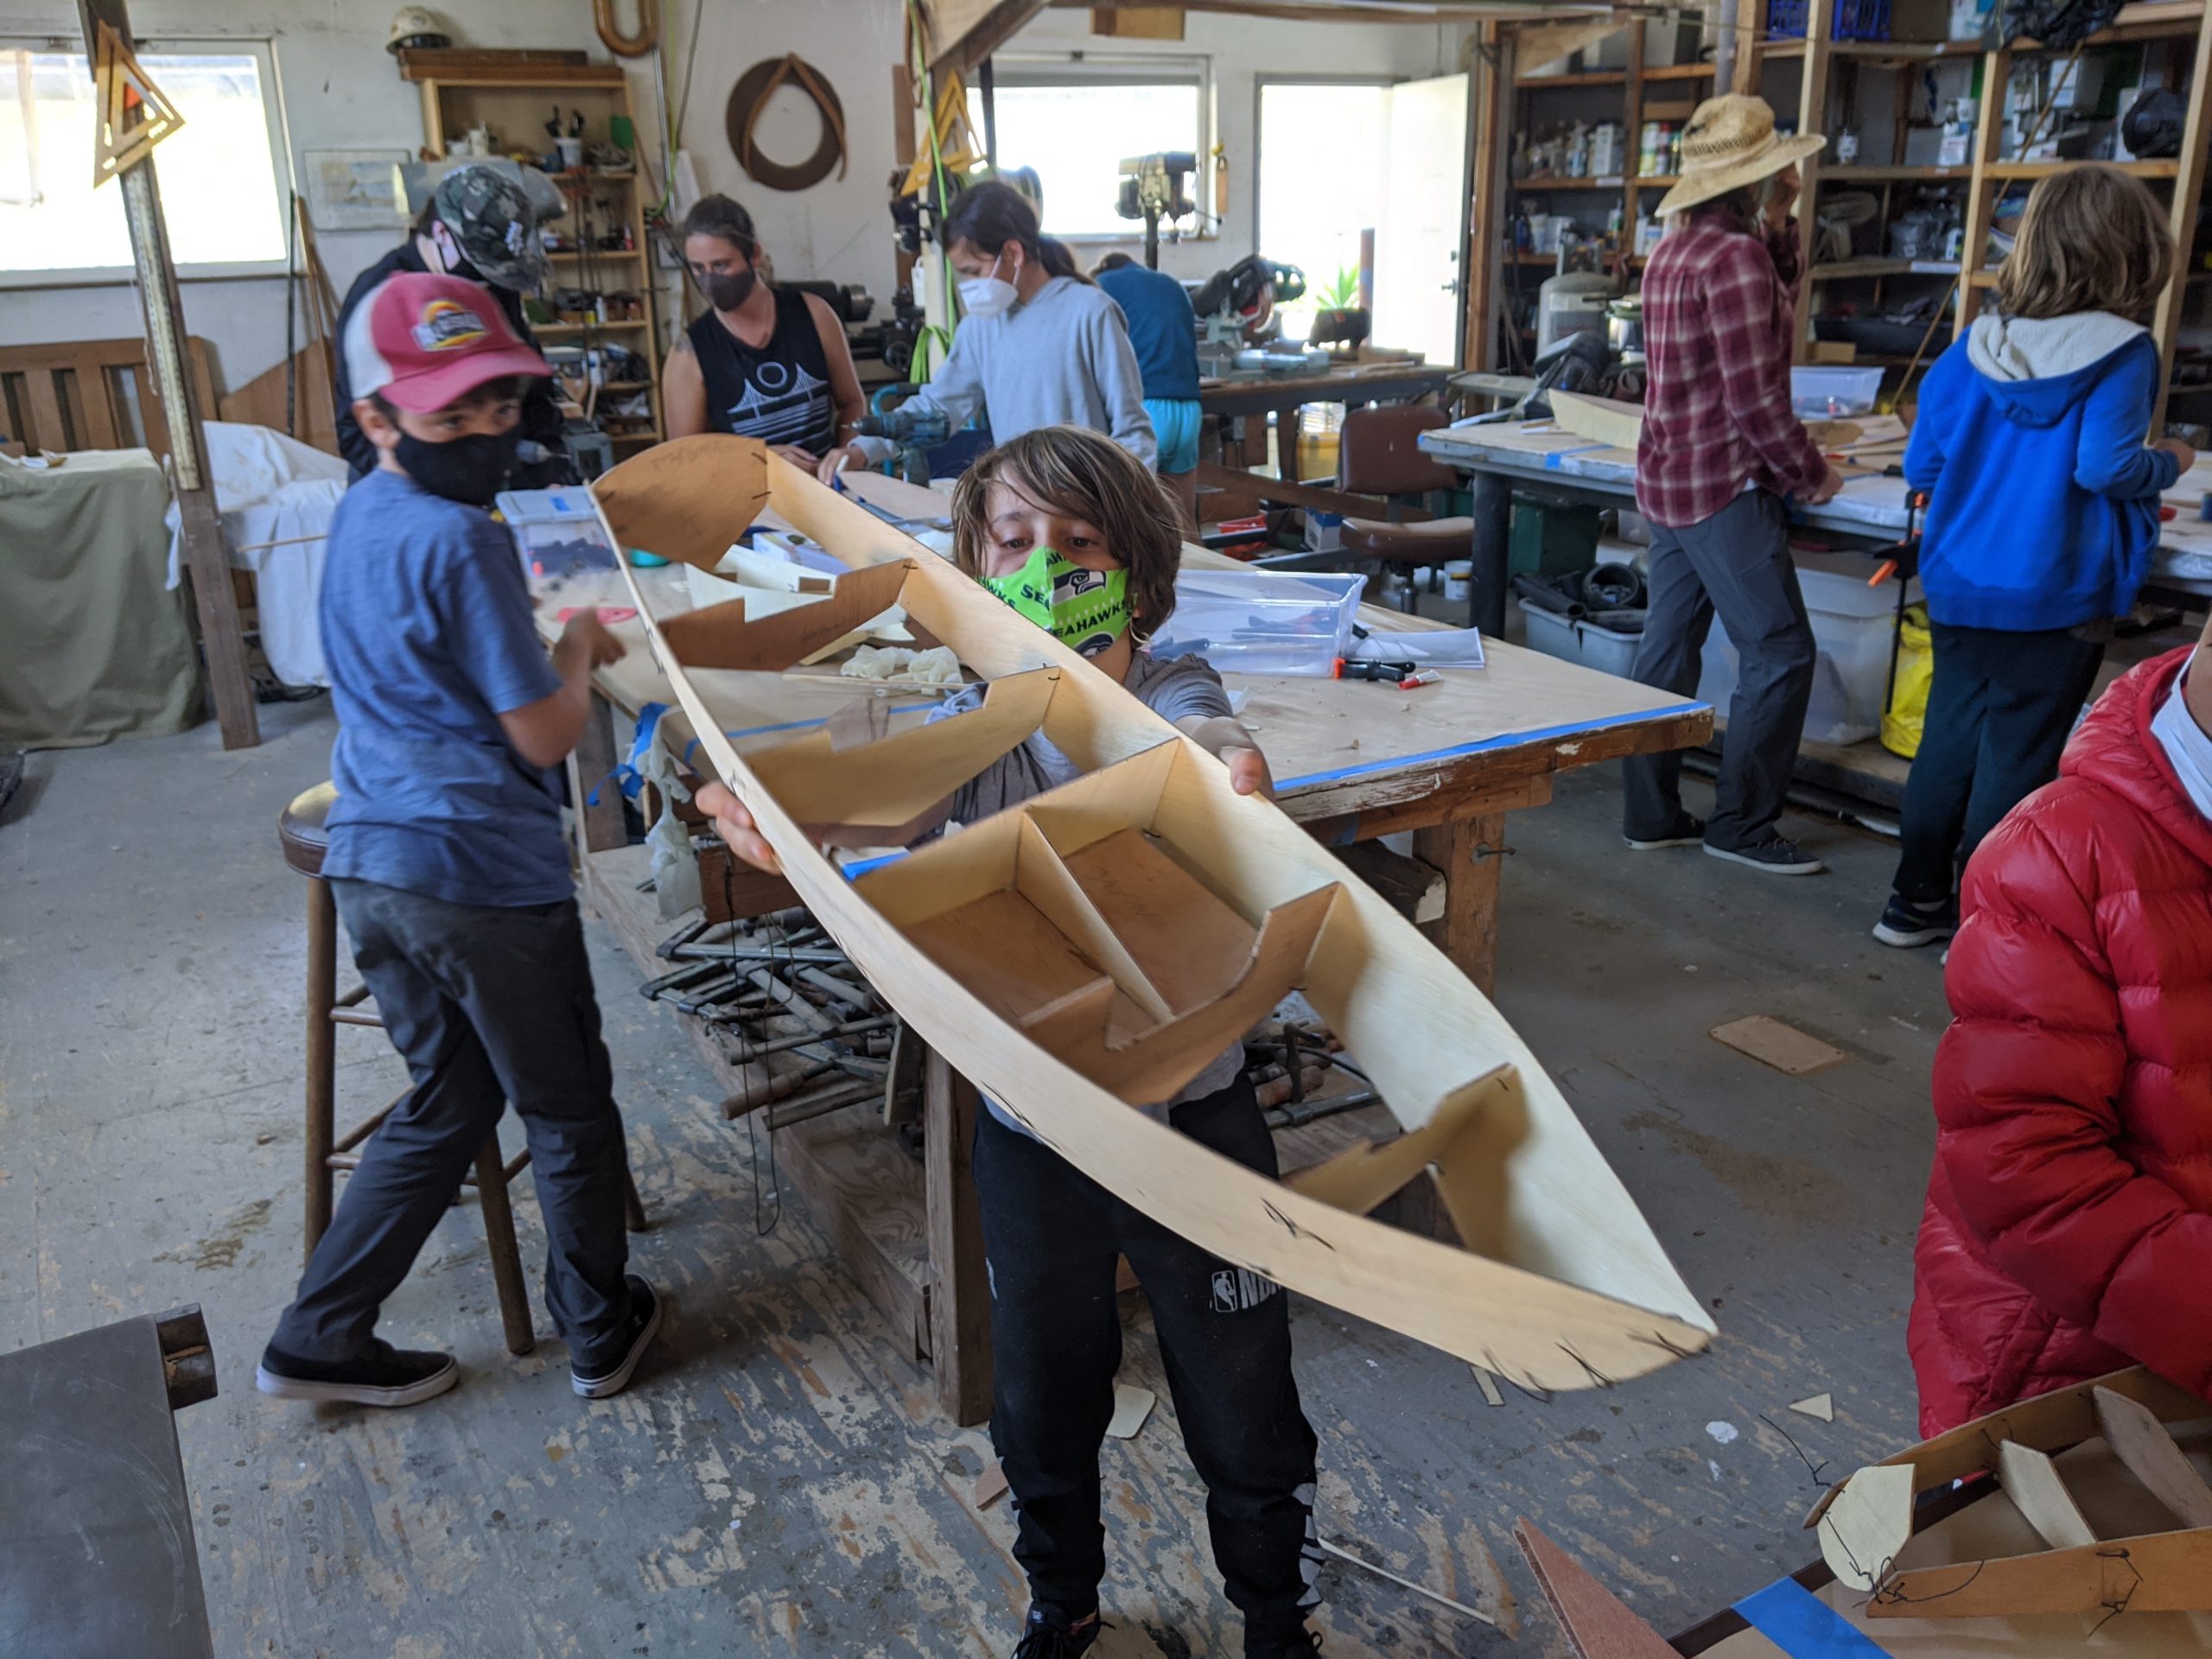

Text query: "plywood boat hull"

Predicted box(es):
[596, 435, 1717, 1392]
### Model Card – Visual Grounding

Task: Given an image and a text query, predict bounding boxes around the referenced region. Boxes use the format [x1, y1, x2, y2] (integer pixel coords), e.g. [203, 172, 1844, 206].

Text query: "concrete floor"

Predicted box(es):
[0, 697, 1945, 1657]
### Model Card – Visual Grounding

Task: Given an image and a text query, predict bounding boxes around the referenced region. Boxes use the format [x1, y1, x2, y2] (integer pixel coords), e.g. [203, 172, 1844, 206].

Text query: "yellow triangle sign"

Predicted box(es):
[92, 20, 184, 188]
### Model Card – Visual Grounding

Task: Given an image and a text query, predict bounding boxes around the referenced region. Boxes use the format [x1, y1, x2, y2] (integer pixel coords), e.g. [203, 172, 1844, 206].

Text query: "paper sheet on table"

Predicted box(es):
[1347, 626, 1486, 668]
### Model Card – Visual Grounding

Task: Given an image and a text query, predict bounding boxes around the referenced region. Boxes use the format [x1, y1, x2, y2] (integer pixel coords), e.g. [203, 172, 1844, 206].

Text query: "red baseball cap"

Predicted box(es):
[343, 270, 550, 412]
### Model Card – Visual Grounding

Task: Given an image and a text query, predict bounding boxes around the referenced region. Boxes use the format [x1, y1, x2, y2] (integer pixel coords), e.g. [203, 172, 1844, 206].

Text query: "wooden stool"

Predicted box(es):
[281, 783, 646, 1357]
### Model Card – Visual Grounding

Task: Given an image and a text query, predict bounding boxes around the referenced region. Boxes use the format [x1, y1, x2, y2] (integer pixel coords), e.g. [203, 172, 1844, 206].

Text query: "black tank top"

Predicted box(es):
[689, 287, 837, 454]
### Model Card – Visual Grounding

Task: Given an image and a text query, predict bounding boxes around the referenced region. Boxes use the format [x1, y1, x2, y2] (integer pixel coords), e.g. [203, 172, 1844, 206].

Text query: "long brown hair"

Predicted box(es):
[950, 426, 1181, 643]
[1995, 164, 2172, 321]
[942, 181, 1088, 283]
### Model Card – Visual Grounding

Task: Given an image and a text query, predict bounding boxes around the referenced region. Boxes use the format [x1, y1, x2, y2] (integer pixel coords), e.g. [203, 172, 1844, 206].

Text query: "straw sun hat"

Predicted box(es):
[1656, 93, 1825, 216]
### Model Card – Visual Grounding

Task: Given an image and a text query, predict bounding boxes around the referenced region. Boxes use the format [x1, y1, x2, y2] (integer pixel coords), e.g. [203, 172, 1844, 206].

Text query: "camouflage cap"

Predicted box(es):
[430, 163, 556, 296]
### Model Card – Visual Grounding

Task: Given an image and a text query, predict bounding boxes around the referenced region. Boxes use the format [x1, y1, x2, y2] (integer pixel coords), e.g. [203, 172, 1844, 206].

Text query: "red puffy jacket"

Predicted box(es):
[1910, 648, 2212, 1436]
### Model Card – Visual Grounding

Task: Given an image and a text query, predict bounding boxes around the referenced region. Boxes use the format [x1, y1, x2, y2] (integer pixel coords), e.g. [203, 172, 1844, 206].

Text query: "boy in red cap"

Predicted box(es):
[258, 272, 659, 1408]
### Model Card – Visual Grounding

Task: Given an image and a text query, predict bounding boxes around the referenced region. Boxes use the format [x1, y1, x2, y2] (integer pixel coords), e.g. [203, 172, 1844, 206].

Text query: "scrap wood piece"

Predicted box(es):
[1803, 1363, 2210, 1530]
[2094, 1384, 2212, 1529]
[1996, 1439, 2098, 1550]
[1709, 1015, 1847, 1077]
[973, 1460, 1009, 1510]
[1106, 1383, 1154, 1440]
[1473, 1366, 1505, 1408]
[1872, 1525, 2212, 1618]
[1789, 1393, 1834, 1423]
[1319, 1536, 1497, 1630]
[1816, 1463, 1916, 1591]
[1549, 390, 1644, 454]
[1510, 1519, 1669, 1657]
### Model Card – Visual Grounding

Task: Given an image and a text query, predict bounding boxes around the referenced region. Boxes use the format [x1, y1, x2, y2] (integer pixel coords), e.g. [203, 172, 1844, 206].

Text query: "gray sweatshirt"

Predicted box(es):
[903, 276, 1157, 466]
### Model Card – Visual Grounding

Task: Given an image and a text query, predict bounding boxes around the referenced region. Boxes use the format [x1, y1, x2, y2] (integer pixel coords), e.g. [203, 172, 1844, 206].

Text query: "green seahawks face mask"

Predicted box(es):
[979, 546, 1131, 658]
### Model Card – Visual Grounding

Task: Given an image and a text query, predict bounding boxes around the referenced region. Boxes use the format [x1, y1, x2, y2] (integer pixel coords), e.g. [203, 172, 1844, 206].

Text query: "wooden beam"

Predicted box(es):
[1466, 22, 1507, 372]
[1091, 4, 1185, 36]
[2152, 0, 2212, 428]
[79, 0, 257, 749]
[922, 0, 1049, 73]
[1955, 42, 2012, 342]
[1792, 0, 1832, 361]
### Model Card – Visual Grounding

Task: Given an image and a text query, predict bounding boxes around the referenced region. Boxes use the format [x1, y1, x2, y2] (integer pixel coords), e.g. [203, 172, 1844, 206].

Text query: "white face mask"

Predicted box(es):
[957, 250, 1020, 320]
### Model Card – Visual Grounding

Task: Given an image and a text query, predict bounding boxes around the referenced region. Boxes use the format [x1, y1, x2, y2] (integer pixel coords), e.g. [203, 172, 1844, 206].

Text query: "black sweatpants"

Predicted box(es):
[270, 880, 633, 1362]
[1890, 620, 2105, 904]
[975, 1077, 1320, 1649]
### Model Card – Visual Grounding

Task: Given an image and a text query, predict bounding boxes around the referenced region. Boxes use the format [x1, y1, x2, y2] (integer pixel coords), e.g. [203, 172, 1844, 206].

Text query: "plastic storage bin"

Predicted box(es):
[1147, 569, 1366, 677]
[1790, 365, 1884, 418]
[1520, 606, 1644, 677]
[1695, 550, 1917, 746]
[1766, 0, 1889, 38]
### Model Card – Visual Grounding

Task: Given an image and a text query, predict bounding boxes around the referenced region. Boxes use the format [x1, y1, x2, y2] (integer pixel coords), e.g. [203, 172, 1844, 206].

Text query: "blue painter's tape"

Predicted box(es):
[840, 850, 910, 881]
[1733, 1580, 1892, 1659]
[1276, 702, 1710, 793]
[598, 700, 671, 805]
[1542, 442, 1618, 470]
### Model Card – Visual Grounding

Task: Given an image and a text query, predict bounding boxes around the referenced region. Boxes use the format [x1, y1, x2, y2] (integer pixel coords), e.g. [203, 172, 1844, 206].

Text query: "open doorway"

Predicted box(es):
[1255, 75, 1468, 365]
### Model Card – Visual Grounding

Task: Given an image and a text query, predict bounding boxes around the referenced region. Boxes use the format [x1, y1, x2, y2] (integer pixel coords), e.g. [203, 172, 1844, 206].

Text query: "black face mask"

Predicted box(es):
[395, 428, 519, 509]
[702, 266, 757, 312]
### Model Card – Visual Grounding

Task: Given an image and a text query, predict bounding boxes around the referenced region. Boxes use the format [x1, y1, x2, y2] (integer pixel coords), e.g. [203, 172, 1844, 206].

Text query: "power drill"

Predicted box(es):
[856, 385, 953, 487]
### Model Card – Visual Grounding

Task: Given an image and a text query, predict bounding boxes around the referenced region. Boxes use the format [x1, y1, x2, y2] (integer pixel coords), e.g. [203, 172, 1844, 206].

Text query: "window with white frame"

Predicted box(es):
[966, 60, 1208, 238]
[0, 42, 289, 278]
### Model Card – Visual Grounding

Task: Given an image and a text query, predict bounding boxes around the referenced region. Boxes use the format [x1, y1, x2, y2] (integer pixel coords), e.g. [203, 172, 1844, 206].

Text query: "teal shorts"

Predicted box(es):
[1144, 396, 1202, 474]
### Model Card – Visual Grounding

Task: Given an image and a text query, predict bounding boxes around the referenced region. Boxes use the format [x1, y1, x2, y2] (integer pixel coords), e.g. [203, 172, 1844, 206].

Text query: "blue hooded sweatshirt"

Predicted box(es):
[1904, 310, 2179, 631]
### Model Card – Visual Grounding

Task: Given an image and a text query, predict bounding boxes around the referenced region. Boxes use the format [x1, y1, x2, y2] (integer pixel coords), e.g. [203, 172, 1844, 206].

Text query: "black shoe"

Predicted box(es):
[570, 1274, 663, 1399]
[1624, 811, 1706, 851]
[1248, 1627, 1325, 1658]
[1872, 893, 1958, 949]
[256, 1339, 458, 1408]
[1011, 1605, 1102, 1658]
[1703, 834, 1826, 876]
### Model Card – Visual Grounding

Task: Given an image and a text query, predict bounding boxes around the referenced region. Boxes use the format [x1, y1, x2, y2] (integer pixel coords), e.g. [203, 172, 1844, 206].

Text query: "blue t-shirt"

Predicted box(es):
[1096, 264, 1202, 402]
[320, 467, 569, 908]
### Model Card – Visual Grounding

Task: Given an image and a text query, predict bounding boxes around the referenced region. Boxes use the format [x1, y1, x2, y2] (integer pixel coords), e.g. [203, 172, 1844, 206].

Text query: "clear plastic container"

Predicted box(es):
[1147, 570, 1366, 677]
[1789, 365, 1884, 418]
[1695, 550, 1917, 745]
[496, 486, 621, 582]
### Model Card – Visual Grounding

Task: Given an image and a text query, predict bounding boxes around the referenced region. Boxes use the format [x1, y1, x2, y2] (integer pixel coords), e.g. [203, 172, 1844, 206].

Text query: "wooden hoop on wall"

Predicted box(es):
[726, 54, 848, 193]
[594, 0, 658, 58]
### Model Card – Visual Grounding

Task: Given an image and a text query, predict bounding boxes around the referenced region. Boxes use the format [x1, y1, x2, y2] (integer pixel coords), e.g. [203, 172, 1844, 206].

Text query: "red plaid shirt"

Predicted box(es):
[1635, 206, 1828, 528]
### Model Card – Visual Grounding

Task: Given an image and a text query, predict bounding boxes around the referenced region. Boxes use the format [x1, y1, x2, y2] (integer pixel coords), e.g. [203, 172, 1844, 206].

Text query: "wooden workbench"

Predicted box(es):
[1198, 360, 1452, 521]
[556, 467, 1711, 1422]
[1419, 414, 2212, 599]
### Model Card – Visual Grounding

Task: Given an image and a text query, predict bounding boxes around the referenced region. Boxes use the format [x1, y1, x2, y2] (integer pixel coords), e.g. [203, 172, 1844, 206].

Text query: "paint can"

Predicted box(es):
[1444, 559, 1474, 603]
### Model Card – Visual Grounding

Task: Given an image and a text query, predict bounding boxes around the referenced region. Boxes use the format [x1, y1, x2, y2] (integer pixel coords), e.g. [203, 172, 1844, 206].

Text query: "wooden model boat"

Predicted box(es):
[595, 435, 1716, 1392]
[1810, 1364, 2212, 1618]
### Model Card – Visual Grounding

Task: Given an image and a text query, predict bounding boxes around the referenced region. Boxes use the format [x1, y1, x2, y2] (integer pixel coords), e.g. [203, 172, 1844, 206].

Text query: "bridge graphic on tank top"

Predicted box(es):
[723, 361, 831, 447]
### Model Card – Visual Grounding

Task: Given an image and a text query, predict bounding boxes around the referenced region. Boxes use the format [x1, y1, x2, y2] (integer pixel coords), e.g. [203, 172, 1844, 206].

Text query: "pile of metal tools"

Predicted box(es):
[640, 908, 923, 1134]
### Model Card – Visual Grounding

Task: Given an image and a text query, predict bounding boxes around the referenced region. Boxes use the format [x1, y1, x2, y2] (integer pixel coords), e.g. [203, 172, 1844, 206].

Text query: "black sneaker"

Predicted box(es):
[1011, 1606, 1102, 1658]
[1704, 834, 1826, 876]
[256, 1339, 459, 1408]
[1872, 893, 1958, 949]
[1248, 1627, 1325, 1658]
[1624, 811, 1706, 851]
[570, 1274, 662, 1399]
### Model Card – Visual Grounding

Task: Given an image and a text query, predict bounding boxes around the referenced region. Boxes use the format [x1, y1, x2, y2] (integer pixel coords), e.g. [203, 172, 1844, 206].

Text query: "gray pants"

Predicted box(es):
[1622, 488, 1815, 849]
[270, 880, 632, 1362]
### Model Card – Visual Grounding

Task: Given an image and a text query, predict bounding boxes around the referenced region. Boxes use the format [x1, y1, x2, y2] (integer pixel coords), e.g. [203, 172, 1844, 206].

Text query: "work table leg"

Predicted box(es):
[1412, 812, 1508, 999]
[1467, 471, 1510, 637]
[569, 691, 628, 899]
[925, 1050, 994, 1427]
